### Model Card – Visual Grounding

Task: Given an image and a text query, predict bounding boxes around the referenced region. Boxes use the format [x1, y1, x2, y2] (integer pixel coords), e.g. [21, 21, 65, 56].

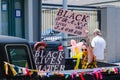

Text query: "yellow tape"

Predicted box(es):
[4, 62, 17, 76]
[4, 62, 8, 75]
[9, 64, 17, 76]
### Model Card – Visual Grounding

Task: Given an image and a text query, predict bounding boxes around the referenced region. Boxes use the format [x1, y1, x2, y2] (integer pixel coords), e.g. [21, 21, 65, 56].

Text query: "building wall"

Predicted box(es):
[0, 0, 42, 41]
[101, 6, 120, 63]
[0, 0, 1, 34]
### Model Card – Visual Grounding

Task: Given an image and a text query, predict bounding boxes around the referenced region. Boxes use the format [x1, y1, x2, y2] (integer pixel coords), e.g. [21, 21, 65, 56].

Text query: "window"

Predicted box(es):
[6, 45, 30, 68]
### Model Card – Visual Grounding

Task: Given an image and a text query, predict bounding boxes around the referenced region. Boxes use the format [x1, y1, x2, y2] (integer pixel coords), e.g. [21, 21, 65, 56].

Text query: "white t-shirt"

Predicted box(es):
[91, 36, 106, 60]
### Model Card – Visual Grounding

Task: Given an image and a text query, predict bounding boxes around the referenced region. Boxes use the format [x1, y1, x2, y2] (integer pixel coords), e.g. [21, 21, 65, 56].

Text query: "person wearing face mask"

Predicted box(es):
[80, 42, 97, 69]
[80, 29, 98, 69]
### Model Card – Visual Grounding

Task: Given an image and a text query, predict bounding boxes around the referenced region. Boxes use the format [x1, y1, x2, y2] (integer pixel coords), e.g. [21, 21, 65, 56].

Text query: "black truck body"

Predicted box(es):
[0, 35, 39, 80]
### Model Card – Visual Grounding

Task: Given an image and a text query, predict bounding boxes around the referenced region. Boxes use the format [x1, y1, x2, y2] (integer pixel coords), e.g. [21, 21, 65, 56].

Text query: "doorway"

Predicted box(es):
[1, 0, 25, 38]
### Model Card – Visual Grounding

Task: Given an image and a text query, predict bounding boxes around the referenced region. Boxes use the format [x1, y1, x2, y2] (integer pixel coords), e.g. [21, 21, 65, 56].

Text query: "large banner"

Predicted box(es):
[54, 8, 89, 36]
[34, 50, 65, 71]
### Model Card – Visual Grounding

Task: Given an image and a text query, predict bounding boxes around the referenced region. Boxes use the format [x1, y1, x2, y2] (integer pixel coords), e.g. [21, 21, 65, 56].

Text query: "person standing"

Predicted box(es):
[80, 29, 97, 69]
[80, 41, 97, 69]
[91, 28, 106, 61]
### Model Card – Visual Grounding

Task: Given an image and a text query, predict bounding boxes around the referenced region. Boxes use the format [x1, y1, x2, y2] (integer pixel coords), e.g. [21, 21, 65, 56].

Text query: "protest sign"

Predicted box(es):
[54, 8, 89, 36]
[34, 50, 65, 71]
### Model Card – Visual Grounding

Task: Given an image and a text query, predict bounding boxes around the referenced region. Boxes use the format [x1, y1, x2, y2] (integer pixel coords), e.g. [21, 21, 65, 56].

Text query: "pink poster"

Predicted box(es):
[54, 8, 89, 37]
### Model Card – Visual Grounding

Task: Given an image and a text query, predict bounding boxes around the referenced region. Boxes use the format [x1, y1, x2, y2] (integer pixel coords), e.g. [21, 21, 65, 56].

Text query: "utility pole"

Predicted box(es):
[62, 0, 68, 58]
[32, 0, 42, 41]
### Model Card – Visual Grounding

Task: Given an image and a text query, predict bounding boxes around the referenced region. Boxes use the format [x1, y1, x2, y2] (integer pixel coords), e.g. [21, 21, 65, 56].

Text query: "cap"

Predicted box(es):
[34, 42, 47, 50]
[58, 45, 63, 51]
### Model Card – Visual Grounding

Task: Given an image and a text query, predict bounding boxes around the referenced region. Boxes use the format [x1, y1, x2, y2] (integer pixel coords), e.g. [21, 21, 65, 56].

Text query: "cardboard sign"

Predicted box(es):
[54, 9, 89, 36]
[34, 50, 65, 71]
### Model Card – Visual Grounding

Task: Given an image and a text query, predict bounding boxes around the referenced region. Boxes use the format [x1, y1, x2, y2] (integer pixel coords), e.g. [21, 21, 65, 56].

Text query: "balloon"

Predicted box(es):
[70, 40, 84, 69]
[76, 42, 84, 52]
[70, 39, 77, 46]
[70, 39, 83, 57]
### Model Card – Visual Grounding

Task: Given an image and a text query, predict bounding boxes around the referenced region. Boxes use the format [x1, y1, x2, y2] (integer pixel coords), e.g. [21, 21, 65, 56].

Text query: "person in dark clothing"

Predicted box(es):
[34, 42, 47, 71]
[34, 42, 47, 51]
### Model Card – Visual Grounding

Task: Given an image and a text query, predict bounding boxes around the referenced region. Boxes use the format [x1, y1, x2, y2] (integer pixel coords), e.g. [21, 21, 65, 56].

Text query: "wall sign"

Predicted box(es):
[1, 3, 7, 11]
[15, 9, 21, 18]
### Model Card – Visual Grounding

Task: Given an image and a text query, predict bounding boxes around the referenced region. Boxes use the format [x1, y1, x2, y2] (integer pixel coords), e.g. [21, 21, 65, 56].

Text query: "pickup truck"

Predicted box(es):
[1, 35, 118, 80]
[0, 35, 39, 80]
